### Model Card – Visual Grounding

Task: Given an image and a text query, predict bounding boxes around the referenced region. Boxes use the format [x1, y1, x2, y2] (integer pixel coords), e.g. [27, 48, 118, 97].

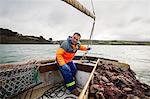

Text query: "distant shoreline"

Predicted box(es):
[1, 28, 150, 45]
[1, 41, 150, 45]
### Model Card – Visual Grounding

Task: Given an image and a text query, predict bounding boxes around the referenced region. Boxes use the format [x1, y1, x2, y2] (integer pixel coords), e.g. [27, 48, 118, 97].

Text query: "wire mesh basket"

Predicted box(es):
[0, 64, 40, 98]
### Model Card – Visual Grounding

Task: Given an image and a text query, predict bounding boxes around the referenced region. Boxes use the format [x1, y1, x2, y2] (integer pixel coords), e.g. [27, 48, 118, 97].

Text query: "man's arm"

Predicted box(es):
[79, 45, 89, 51]
[56, 48, 66, 66]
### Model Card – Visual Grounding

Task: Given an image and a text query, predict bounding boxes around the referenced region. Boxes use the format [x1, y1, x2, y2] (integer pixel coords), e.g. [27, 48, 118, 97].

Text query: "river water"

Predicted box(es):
[0, 44, 150, 85]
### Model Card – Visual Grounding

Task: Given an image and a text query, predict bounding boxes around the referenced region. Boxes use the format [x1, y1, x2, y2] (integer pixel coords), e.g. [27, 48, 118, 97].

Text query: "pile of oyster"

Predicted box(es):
[89, 61, 150, 99]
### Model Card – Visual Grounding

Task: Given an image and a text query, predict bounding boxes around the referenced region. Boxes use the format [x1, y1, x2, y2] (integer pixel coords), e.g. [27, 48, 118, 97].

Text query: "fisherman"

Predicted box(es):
[56, 32, 91, 96]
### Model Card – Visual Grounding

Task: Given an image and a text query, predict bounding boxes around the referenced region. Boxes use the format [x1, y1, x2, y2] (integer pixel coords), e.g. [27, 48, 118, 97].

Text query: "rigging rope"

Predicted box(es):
[81, 0, 96, 60]
[87, 0, 96, 47]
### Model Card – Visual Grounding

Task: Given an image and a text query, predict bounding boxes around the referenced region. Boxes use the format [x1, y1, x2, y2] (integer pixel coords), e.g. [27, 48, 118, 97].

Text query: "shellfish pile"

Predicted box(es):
[89, 60, 150, 99]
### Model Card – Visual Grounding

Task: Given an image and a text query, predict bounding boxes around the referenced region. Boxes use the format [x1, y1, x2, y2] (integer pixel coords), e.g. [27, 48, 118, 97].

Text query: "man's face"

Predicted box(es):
[72, 34, 81, 44]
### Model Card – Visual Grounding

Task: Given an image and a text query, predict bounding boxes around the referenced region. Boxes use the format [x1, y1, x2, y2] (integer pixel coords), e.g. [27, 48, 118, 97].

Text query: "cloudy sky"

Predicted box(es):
[0, 0, 150, 41]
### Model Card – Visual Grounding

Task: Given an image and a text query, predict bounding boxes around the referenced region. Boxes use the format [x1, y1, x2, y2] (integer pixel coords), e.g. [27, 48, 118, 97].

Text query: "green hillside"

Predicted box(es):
[0, 28, 53, 44]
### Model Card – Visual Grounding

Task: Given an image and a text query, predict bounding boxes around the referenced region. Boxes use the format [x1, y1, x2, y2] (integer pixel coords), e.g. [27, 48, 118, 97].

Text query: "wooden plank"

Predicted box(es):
[76, 63, 94, 72]
[39, 63, 58, 73]
[0, 59, 55, 70]
[78, 59, 100, 99]
[83, 87, 89, 99]
[74, 56, 118, 62]
[0, 56, 96, 73]
[39, 62, 94, 73]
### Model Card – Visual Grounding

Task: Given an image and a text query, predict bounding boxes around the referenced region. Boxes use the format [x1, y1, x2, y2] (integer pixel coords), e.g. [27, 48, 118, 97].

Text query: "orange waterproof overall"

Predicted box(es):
[56, 37, 88, 90]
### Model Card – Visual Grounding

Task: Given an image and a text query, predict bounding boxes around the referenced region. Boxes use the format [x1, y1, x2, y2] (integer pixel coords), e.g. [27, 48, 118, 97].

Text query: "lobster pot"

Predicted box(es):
[0, 64, 40, 98]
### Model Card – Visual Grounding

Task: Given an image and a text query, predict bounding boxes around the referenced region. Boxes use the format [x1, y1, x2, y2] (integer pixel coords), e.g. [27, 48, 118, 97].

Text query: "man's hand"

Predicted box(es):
[87, 47, 91, 50]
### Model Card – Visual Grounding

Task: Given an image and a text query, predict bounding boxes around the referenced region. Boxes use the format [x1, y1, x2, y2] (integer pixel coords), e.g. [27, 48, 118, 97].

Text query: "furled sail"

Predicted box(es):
[62, 0, 95, 19]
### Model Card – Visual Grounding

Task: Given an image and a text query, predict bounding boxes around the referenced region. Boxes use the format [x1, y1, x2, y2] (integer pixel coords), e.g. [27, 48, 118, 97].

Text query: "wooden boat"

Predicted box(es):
[1, 0, 150, 99]
[0, 56, 92, 98]
[1, 56, 149, 99]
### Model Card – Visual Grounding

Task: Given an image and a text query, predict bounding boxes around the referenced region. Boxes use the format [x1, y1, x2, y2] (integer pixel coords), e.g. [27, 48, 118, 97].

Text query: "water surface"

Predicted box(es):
[0, 44, 150, 85]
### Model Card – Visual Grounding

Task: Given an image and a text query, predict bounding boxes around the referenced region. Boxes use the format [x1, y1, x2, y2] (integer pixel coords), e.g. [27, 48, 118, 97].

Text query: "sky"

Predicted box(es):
[0, 0, 150, 41]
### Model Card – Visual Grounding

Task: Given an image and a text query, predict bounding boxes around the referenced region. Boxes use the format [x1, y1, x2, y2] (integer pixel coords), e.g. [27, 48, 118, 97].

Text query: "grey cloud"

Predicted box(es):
[0, 0, 150, 41]
[130, 17, 143, 23]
